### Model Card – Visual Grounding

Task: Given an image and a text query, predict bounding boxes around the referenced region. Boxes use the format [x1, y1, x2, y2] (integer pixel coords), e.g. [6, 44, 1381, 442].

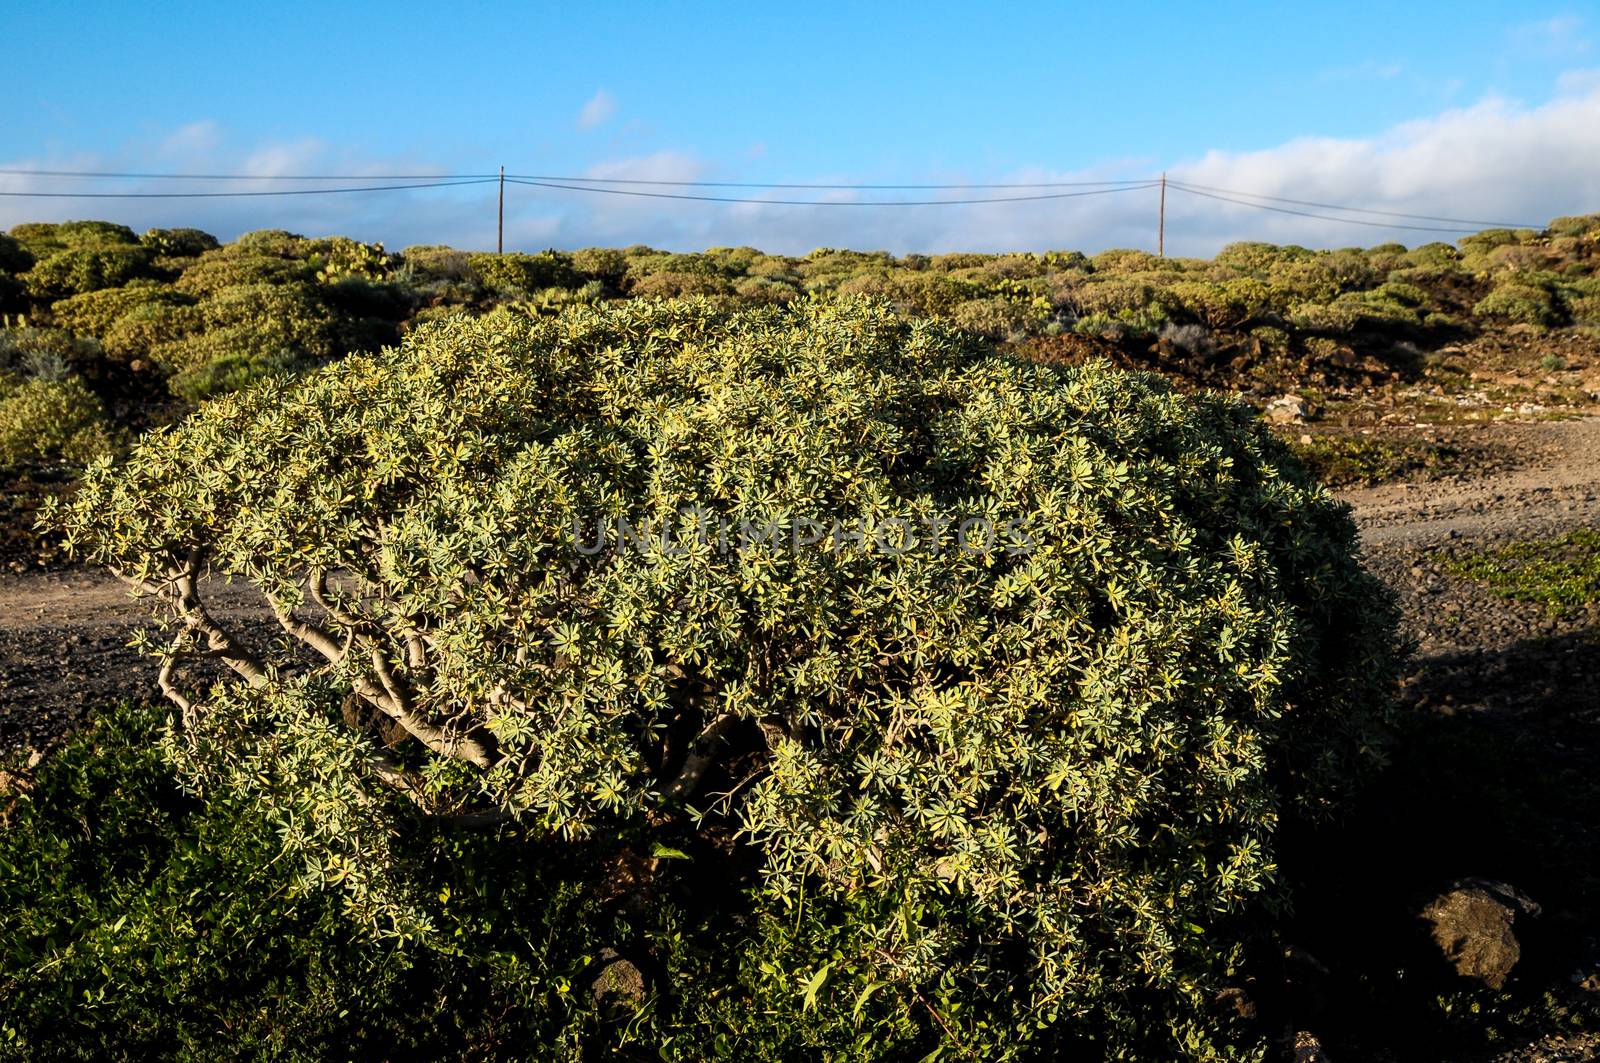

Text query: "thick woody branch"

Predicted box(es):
[362, 644, 498, 770]
[114, 550, 267, 690]
[268, 590, 346, 665]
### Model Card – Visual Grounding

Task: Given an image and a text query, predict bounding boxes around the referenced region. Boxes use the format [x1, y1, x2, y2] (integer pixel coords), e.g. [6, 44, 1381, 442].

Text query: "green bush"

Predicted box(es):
[569, 247, 629, 285]
[52, 298, 1404, 1058]
[733, 275, 800, 304]
[0, 326, 109, 379]
[231, 229, 308, 256]
[0, 703, 622, 1060]
[629, 271, 735, 298]
[140, 227, 221, 258]
[164, 348, 308, 403]
[101, 302, 202, 362]
[149, 283, 338, 395]
[1168, 278, 1277, 330]
[1213, 241, 1313, 275]
[24, 246, 155, 300]
[50, 283, 194, 339]
[11, 220, 140, 258]
[0, 371, 111, 468]
[1474, 280, 1561, 327]
[470, 252, 582, 294]
[173, 250, 316, 296]
[306, 237, 391, 283]
[949, 294, 1038, 338]
[1089, 248, 1164, 274]
[1545, 214, 1600, 239]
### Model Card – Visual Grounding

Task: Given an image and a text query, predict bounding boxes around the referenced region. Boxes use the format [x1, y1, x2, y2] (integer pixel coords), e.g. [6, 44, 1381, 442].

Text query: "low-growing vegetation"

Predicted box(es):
[1281, 433, 1467, 487]
[1447, 527, 1600, 616]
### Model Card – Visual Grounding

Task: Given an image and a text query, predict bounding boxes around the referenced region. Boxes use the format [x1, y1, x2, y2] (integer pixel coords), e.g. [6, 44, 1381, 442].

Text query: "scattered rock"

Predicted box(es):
[1419, 878, 1541, 989]
[590, 948, 647, 1006]
[1265, 394, 1310, 424]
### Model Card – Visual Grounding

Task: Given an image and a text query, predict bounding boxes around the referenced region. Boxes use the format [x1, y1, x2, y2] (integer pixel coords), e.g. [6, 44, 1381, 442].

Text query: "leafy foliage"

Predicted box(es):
[50, 298, 1404, 1058]
[0, 372, 111, 469]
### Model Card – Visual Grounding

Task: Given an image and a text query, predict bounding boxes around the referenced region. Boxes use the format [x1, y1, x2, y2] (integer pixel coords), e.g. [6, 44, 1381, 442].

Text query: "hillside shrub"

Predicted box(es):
[569, 247, 629, 285]
[469, 252, 582, 294]
[101, 302, 203, 362]
[24, 246, 155, 300]
[0, 326, 109, 379]
[50, 283, 195, 339]
[1167, 278, 1277, 330]
[1474, 280, 1561, 328]
[949, 294, 1038, 339]
[140, 227, 221, 258]
[11, 220, 140, 257]
[173, 250, 316, 296]
[0, 372, 111, 468]
[52, 298, 1404, 1058]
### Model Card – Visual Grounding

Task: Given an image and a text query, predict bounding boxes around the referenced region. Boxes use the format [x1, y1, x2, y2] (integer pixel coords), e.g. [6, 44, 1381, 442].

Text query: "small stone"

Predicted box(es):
[1419, 879, 1541, 989]
[590, 949, 646, 1006]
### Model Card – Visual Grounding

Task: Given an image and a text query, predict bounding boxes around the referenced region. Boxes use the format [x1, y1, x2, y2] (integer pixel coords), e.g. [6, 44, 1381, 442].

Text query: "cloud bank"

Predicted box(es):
[3, 77, 1599, 256]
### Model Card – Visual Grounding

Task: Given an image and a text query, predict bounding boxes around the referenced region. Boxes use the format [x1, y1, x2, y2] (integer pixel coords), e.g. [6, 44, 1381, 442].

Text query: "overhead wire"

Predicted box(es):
[0, 165, 1558, 231]
[505, 174, 1153, 190]
[1166, 179, 1541, 230]
[0, 168, 498, 181]
[0, 178, 498, 199]
[1163, 182, 1531, 233]
[505, 177, 1161, 206]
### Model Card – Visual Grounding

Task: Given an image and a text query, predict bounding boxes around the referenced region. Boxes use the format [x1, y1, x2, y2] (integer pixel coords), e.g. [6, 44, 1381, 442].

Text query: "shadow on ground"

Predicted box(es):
[1274, 629, 1600, 1059]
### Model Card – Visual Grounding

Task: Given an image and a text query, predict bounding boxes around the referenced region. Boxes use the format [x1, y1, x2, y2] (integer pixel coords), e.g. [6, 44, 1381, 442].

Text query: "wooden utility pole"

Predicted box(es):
[1158, 172, 1166, 257]
[497, 165, 505, 254]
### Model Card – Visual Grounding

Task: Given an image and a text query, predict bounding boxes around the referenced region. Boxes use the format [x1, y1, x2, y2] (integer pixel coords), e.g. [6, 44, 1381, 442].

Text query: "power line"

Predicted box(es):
[507, 174, 1154, 190]
[1164, 182, 1520, 233]
[0, 166, 1157, 190]
[0, 178, 498, 199]
[505, 178, 1161, 207]
[1168, 179, 1542, 230]
[0, 168, 497, 181]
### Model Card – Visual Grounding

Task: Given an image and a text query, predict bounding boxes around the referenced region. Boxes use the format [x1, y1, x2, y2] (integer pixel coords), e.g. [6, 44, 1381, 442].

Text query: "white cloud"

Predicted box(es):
[2, 78, 1598, 256]
[1512, 14, 1591, 57]
[576, 89, 617, 130]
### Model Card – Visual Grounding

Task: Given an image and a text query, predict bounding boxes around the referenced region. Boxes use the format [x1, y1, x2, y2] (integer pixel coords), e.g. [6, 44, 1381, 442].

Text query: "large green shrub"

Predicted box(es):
[140, 226, 221, 258]
[1474, 279, 1561, 327]
[50, 282, 194, 339]
[469, 251, 582, 294]
[24, 246, 155, 300]
[173, 250, 316, 296]
[0, 371, 111, 468]
[52, 298, 1403, 1057]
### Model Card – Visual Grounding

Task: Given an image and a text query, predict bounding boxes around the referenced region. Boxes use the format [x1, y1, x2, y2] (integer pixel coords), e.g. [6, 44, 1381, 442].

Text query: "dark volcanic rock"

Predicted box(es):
[1419, 878, 1542, 989]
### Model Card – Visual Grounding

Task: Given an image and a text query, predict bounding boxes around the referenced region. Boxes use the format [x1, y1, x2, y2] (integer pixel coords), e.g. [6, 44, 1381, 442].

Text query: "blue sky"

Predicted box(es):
[3, 1, 1598, 254]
